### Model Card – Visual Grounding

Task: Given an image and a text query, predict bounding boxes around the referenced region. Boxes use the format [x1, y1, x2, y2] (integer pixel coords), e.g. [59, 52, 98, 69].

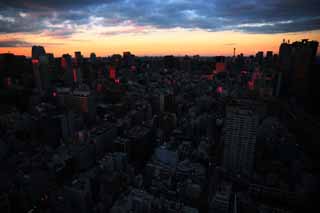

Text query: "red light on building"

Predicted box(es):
[109, 67, 116, 80]
[61, 58, 67, 70]
[248, 80, 255, 90]
[217, 86, 223, 94]
[73, 69, 77, 82]
[115, 79, 120, 84]
[96, 83, 102, 92]
[52, 92, 57, 97]
[32, 59, 39, 64]
[215, 63, 226, 73]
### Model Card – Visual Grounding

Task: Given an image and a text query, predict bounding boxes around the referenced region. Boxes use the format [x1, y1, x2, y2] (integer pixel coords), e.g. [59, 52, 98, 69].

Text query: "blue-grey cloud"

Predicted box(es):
[0, 0, 117, 10]
[0, 39, 64, 47]
[0, 0, 319, 36]
[0, 39, 31, 47]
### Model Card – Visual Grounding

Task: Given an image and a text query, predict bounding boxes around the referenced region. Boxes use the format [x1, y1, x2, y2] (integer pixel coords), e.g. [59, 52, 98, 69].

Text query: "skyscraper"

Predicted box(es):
[279, 39, 319, 98]
[90, 53, 97, 63]
[222, 100, 259, 176]
[32, 46, 46, 60]
[38, 54, 52, 90]
[73, 51, 84, 83]
[266, 51, 273, 64]
[32, 45, 46, 92]
[291, 39, 318, 98]
[61, 54, 73, 86]
[255, 51, 263, 65]
[123, 51, 134, 67]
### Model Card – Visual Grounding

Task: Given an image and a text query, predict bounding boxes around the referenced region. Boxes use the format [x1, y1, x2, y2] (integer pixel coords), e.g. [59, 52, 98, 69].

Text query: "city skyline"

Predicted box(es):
[1, 31, 319, 213]
[1, 0, 320, 56]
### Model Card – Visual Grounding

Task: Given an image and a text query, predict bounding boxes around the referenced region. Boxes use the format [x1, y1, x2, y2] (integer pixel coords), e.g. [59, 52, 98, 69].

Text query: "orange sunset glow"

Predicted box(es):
[1, 29, 320, 57]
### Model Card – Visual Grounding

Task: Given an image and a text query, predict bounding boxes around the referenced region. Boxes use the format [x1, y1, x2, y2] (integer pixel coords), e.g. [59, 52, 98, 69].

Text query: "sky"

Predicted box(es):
[0, 0, 319, 57]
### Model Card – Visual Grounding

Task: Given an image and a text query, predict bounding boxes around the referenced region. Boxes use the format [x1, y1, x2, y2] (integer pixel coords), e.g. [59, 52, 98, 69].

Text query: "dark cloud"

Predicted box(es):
[93, 0, 320, 33]
[0, 0, 319, 36]
[0, 14, 44, 33]
[237, 17, 320, 34]
[0, 39, 31, 47]
[0, 0, 117, 10]
[0, 39, 64, 47]
[42, 28, 75, 38]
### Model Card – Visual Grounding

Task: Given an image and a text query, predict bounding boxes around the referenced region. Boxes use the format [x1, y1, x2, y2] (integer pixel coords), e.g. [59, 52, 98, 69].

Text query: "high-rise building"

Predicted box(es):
[74, 51, 83, 65]
[90, 53, 96, 63]
[291, 39, 318, 98]
[123, 51, 134, 67]
[32, 46, 46, 60]
[67, 88, 96, 121]
[266, 51, 273, 64]
[39, 53, 55, 90]
[222, 100, 259, 176]
[61, 54, 73, 86]
[279, 39, 319, 98]
[255, 51, 263, 64]
[32, 46, 46, 92]
[31, 47, 54, 92]
[0, 53, 27, 88]
[73, 51, 83, 83]
[209, 182, 232, 213]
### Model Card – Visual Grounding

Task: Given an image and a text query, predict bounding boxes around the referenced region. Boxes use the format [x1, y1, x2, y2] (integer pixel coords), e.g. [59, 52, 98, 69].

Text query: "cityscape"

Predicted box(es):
[1, 1, 320, 213]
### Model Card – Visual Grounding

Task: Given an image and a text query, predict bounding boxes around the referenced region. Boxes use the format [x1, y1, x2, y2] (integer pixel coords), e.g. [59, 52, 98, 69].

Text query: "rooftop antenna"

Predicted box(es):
[233, 48, 236, 57]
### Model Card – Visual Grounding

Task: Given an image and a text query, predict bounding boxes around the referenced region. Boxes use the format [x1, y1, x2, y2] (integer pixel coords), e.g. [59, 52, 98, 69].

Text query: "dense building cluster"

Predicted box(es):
[0, 39, 319, 213]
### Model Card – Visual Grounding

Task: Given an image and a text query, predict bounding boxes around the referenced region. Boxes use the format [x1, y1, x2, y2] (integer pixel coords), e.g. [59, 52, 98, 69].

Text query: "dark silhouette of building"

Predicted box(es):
[278, 39, 319, 100]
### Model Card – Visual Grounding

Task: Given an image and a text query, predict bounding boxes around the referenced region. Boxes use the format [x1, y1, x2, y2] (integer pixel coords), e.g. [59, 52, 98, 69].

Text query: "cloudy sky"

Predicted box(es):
[0, 0, 319, 56]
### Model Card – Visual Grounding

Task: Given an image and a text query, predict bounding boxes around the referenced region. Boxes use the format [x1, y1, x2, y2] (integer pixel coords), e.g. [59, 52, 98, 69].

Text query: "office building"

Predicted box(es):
[222, 100, 259, 176]
[61, 54, 73, 86]
[279, 39, 319, 98]
[90, 53, 97, 63]
[32, 45, 47, 92]
[290, 39, 318, 98]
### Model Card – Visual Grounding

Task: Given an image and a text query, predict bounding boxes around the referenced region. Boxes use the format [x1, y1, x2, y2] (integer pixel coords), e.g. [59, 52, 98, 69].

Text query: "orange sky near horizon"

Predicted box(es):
[1, 29, 319, 57]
